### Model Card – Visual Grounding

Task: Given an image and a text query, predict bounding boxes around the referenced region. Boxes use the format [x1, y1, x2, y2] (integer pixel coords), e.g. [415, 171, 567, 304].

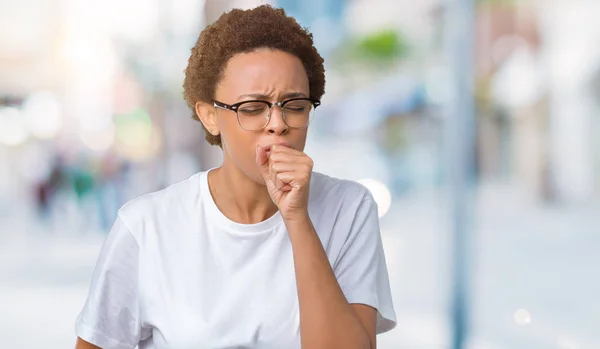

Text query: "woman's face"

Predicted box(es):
[202, 48, 311, 185]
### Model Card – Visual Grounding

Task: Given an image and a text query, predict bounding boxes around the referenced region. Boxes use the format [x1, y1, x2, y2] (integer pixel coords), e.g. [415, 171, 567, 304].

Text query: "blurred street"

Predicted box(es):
[2, 181, 598, 349]
[2, 0, 600, 348]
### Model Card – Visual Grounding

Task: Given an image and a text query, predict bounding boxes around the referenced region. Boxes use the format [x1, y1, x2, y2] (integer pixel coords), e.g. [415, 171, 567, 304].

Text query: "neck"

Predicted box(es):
[208, 161, 278, 225]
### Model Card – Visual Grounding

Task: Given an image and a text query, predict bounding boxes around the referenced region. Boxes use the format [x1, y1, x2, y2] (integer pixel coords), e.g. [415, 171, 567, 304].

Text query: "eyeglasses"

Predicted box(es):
[213, 97, 321, 131]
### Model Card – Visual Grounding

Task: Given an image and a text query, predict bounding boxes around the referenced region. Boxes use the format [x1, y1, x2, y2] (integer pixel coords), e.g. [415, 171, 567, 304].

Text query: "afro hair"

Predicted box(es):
[183, 5, 326, 146]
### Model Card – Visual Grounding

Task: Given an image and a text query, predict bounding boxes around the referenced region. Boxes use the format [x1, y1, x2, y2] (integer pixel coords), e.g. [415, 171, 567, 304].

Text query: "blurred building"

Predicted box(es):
[474, 0, 600, 203]
[2, 1, 600, 349]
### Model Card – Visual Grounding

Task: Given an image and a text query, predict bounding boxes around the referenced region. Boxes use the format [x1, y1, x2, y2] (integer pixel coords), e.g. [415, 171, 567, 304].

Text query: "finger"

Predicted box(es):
[256, 145, 269, 165]
[269, 144, 299, 153]
[269, 144, 306, 157]
[272, 171, 295, 192]
[269, 152, 313, 167]
[256, 145, 270, 180]
[269, 162, 302, 174]
[269, 162, 288, 190]
[273, 177, 293, 192]
[269, 158, 312, 179]
[270, 167, 311, 191]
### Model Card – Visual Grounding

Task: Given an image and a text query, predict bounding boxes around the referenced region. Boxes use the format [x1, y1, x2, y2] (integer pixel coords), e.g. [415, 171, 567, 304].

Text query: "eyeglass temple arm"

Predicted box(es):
[213, 101, 237, 111]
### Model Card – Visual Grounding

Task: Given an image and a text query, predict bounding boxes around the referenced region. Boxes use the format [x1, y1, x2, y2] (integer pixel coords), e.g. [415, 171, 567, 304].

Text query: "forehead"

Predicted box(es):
[216, 49, 309, 99]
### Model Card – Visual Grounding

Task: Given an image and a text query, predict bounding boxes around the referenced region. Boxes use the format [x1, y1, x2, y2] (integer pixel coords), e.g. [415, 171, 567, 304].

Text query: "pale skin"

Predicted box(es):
[76, 48, 377, 349]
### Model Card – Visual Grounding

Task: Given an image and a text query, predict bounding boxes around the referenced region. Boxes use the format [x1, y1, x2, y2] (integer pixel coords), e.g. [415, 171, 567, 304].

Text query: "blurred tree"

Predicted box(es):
[330, 28, 410, 70]
[355, 29, 408, 62]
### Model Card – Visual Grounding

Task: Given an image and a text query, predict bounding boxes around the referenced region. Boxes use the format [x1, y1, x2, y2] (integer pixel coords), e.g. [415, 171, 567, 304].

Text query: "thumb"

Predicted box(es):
[256, 145, 270, 179]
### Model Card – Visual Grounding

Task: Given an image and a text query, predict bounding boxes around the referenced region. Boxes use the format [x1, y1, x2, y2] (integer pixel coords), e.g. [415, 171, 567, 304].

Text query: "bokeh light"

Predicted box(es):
[357, 178, 392, 218]
[514, 309, 532, 325]
[114, 108, 160, 161]
[80, 121, 116, 152]
[0, 107, 29, 146]
[1, 1, 600, 348]
[22, 91, 63, 139]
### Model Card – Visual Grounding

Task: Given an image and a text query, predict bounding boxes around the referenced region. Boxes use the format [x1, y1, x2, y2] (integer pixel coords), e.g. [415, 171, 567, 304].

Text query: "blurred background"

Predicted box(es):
[1, 0, 599, 348]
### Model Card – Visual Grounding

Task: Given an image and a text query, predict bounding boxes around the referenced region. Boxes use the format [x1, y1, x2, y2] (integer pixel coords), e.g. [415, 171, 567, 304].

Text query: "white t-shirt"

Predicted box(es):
[75, 170, 396, 349]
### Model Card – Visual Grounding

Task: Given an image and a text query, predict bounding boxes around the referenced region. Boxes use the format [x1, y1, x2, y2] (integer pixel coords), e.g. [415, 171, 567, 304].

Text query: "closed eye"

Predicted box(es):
[239, 106, 267, 115]
[286, 106, 306, 112]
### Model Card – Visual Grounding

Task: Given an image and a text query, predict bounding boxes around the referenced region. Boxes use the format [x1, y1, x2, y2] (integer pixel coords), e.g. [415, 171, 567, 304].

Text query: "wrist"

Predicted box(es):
[282, 210, 312, 229]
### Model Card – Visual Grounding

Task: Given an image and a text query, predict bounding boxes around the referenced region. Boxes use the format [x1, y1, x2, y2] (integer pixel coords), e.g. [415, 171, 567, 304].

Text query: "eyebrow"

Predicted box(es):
[238, 92, 308, 100]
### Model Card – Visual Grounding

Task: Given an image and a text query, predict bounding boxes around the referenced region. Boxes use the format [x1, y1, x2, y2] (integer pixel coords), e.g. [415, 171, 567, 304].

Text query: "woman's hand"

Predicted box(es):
[256, 144, 313, 221]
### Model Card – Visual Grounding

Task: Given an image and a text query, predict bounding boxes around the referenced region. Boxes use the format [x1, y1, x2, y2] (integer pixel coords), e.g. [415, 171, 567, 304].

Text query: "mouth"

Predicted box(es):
[263, 142, 292, 157]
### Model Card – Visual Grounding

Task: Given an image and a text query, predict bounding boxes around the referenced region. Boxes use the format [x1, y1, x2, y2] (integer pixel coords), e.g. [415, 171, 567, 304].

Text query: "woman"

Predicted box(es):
[75, 5, 396, 349]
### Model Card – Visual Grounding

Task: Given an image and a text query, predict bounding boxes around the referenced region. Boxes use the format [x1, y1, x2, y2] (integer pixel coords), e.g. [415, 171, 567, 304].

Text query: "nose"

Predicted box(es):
[265, 106, 288, 135]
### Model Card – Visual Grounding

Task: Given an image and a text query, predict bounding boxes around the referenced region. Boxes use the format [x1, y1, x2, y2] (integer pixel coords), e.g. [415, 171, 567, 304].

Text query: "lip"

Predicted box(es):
[262, 142, 292, 151]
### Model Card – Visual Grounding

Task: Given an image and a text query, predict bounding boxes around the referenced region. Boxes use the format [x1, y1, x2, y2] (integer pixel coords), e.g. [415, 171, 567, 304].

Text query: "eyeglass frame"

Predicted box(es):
[213, 97, 321, 130]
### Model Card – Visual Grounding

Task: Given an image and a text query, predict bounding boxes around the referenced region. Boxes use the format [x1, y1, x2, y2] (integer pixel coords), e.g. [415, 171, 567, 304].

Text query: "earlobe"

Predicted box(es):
[195, 101, 220, 136]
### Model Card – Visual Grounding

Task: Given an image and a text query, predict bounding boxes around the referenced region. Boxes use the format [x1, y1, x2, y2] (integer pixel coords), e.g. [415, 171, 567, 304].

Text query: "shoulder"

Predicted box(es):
[117, 172, 203, 234]
[309, 171, 376, 215]
[308, 173, 380, 251]
[311, 171, 374, 201]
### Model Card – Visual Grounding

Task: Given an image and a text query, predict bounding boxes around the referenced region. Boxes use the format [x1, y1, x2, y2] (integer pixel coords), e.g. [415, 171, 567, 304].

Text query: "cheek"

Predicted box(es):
[221, 130, 264, 184]
[221, 123, 258, 163]
[218, 115, 240, 148]
[296, 130, 308, 147]
[216, 112, 237, 135]
[288, 129, 308, 152]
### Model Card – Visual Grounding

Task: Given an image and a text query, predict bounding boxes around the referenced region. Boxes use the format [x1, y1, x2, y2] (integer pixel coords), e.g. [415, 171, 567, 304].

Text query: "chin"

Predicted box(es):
[243, 167, 267, 186]
[251, 175, 267, 187]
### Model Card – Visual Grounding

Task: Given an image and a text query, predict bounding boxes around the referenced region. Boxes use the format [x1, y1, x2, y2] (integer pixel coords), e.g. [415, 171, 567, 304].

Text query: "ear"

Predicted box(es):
[195, 101, 220, 136]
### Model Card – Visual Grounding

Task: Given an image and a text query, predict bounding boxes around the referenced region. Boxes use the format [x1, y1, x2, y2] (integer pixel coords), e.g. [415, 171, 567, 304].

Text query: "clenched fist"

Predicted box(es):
[256, 144, 313, 221]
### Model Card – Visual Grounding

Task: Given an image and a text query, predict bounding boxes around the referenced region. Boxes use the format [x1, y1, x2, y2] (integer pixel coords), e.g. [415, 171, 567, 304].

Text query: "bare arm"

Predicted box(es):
[75, 337, 101, 349]
[286, 215, 376, 349]
[257, 145, 382, 348]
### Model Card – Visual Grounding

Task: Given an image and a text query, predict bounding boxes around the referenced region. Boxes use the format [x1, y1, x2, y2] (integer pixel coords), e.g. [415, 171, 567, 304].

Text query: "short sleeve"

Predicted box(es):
[75, 214, 150, 348]
[333, 195, 397, 334]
